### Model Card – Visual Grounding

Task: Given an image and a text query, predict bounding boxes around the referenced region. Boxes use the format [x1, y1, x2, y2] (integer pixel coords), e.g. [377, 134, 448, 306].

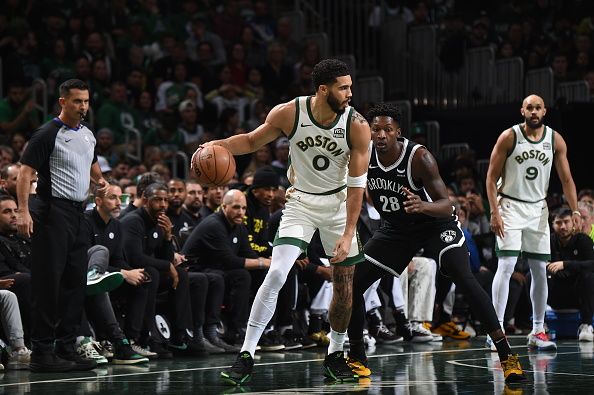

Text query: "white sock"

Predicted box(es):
[528, 259, 548, 334]
[328, 329, 346, 354]
[240, 244, 301, 356]
[491, 256, 517, 328]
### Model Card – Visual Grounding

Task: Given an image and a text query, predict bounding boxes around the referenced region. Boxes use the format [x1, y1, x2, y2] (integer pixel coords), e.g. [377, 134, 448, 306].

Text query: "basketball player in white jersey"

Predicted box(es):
[199, 59, 371, 385]
[487, 94, 581, 351]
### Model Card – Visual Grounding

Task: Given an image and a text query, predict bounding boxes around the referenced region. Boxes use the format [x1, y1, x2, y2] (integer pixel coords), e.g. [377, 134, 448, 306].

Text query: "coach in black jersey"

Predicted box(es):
[346, 103, 525, 383]
[16, 79, 108, 373]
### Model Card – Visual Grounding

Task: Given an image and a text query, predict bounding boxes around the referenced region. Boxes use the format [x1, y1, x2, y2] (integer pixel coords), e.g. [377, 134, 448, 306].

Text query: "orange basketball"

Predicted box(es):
[191, 145, 236, 186]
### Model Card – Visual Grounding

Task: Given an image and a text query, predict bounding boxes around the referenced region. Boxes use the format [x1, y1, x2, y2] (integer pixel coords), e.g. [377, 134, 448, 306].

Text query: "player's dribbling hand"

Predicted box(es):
[330, 235, 351, 264]
[490, 211, 505, 238]
[16, 210, 33, 237]
[402, 187, 424, 214]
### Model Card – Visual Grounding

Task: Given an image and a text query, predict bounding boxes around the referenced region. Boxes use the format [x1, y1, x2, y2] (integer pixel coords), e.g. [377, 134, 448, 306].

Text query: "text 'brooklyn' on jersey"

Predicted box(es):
[286, 96, 353, 195]
[498, 124, 554, 203]
[367, 137, 452, 227]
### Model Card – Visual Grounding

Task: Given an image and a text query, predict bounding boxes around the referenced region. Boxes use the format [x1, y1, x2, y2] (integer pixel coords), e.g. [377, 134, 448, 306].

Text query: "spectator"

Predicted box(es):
[177, 100, 208, 153]
[548, 208, 594, 341]
[182, 189, 270, 344]
[185, 15, 227, 68]
[0, 163, 20, 199]
[119, 172, 164, 218]
[271, 136, 290, 188]
[166, 179, 196, 245]
[95, 128, 118, 166]
[578, 201, 594, 242]
[155, 62, 204, 113]
[0, 288, 31, 370]
[10, 133, 26, 162]
[0, 82, 40, 137]
[200, 185, 225, 218]
[96, 81, 140, 147]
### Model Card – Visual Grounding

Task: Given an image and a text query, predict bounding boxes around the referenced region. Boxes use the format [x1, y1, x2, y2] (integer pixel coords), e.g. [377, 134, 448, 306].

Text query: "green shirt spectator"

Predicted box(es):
[96, 81, 139, 145]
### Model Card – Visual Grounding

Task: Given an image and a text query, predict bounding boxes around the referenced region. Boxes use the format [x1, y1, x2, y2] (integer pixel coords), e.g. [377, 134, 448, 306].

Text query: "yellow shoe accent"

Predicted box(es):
[431, 322, 471, 340]
[310, 330, 330, 346]
[347, 357, 371, 377]
[501, 354, 526, 383]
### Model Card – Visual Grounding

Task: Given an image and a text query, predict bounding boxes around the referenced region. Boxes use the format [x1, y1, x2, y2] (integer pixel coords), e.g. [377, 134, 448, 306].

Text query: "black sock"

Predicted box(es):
[348, 339, 367, 362]
[366, 308, 382, 328]
[204, 324, 218, 340]
[494, 335, 513, 362]
[308, 314, 323, 334]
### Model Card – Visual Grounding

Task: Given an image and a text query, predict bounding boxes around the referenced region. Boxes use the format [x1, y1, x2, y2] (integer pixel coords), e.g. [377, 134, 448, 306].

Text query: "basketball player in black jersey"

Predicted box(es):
[346, 103, 525, 383]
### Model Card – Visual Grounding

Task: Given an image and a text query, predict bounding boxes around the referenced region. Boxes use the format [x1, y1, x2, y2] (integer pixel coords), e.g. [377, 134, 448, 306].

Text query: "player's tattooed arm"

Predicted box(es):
[351, 110, 369, 125]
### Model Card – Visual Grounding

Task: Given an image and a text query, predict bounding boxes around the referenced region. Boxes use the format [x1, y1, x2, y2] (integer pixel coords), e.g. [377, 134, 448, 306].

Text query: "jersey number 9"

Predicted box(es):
[525, 166, 538, 181]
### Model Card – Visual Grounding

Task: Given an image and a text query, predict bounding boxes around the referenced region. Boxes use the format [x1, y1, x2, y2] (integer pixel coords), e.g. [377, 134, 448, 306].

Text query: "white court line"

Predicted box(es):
[0, 345, 524, 388]
[447, 351, 594, 378]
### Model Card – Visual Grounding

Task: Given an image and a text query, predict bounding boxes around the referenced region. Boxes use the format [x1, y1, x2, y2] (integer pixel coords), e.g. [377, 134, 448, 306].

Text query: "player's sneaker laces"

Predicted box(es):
[346, 355, 371, 377]
[369, 323, 402, 344]
[323, 351, 359, 382]
[431, 321, 471, 340]
[501, 354, 526, 383]
[579, 324, 594, 342]
[527, 331, 557, 351]
[77, 337, 108, 365]
[221, 351, 254, 386]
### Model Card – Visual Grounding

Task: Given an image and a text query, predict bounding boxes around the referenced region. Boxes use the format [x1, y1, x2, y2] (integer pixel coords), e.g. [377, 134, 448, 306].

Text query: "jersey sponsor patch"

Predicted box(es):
[543, 142, 551, 150]
[333, 128, 345, 138]
[440, 230, 457, 243]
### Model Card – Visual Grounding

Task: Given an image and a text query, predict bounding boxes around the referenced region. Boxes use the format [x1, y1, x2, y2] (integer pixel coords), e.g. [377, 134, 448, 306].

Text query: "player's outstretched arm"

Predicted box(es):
[406, 147, 452, 217]
[486, 129, 514, 238]
[203, 101, 294, 155]
[330, 111, 370, 264]
[553, 132, 581, 228]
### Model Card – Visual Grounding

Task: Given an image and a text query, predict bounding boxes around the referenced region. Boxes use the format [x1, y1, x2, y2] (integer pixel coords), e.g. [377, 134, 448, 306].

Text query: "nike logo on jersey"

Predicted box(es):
[300, 123, 312, 127]
[65, 138, 72, 143]
[396, 168, 405, 173]
[369, 165, 379, 169]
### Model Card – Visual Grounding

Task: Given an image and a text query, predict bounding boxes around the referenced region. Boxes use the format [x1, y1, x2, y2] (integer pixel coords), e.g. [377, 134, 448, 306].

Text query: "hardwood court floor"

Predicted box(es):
[1, 337, 593, 394]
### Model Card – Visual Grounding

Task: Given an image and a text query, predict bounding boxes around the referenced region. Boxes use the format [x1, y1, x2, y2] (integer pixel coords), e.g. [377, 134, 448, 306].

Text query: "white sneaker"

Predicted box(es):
[77, 337, 109, 364]
[579, 324, 594, 342]
[130, 341, 158, 359]
[421, 322, 442, 341]
[527, 331, 557, 351]
[86, 270, 124, 295]
[362, 329, 377, 348]
[485, 335, 497, 352]
[410, 322, 435, 343]
[7, 347, 31, 370]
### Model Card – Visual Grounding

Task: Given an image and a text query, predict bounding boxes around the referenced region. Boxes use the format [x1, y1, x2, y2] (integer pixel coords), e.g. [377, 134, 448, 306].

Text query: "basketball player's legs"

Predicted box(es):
[428, 225, 525, 382]
[492, 199, 524, 328]
[523, 201, 554, 349]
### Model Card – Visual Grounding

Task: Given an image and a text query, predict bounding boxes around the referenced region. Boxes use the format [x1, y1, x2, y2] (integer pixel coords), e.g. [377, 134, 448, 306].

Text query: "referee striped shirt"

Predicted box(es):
[21, 118, 97, 202]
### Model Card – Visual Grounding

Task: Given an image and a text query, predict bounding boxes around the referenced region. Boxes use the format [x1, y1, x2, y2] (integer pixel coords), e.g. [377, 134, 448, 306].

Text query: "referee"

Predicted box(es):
[16, 79, 108, 372]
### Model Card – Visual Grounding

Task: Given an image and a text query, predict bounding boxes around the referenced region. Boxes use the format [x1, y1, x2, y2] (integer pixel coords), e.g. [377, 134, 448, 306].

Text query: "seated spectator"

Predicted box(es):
[119, 172, 164, 218]
[96, 81, 140, 149]
[120, 183, 196, 356]
[155, 62, 203, 114]
[0, 163, 20, 199]
[271, 137, 290, 188]
[95, 128, 119, 166]
[177, 99, 209, 153]
[200, 185, 225, 218]
[0, 287, 31, 370]
[182, 181, 204, 226]
[578, 201, 594, 241]
[182, 190, 271, 345]
[0, 196, 31, 338]
[0, 82, 40, 137]
[548, 208, 594, 341]
[144, 113, 185, 162]
[166, 179, 198, 246]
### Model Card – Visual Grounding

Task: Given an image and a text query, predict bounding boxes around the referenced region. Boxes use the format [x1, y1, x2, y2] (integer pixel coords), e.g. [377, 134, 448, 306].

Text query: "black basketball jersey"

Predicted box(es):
[367, 137, 452, 227]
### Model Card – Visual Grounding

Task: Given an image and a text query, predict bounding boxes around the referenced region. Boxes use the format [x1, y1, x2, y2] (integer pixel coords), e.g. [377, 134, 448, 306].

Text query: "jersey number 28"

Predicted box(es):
[379, 195, 401, 212]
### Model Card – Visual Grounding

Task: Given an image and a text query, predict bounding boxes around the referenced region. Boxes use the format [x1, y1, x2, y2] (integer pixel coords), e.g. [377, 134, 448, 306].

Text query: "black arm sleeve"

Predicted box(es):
[121, 216, 171, 271]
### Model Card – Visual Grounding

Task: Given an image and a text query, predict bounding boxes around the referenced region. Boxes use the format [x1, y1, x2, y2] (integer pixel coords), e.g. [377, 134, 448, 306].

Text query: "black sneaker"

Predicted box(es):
[323, 351, 359, 382]
[369, 324, 403, 344]
[191, 337, 225, 354]
[30, 352, 76, 373]
[300, 335, 317, 349]
[149, 341, 173, 359]
[259, 330, 285, 351]
[112, 339, 149, 364]
[281, 330, 303, 351]
[206, 336, 241, 353]
[56, 351, 98, 371]
[220, 351, 254, 386]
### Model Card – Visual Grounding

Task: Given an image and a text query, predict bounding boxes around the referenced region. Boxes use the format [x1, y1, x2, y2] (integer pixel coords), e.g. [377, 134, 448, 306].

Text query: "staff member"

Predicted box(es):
[16, 79, 108, 373]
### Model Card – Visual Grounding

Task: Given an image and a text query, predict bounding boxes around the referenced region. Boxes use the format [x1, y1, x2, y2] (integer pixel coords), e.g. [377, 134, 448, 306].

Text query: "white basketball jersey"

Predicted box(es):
[286, 96, 353, 194]
[498, 124, 555, 202]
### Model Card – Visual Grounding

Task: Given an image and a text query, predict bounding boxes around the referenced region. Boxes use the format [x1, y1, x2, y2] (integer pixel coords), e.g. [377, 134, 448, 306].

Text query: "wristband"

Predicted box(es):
[573, 210, 582, 217]
[258, 258, 264, 268]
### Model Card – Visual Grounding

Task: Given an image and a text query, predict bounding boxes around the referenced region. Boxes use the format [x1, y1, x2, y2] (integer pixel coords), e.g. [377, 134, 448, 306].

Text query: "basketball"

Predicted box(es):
[191, 145, 236, 187]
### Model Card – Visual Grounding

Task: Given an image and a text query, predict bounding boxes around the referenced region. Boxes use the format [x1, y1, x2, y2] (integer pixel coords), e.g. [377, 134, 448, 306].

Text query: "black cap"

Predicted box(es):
[251, 166, 280, 189]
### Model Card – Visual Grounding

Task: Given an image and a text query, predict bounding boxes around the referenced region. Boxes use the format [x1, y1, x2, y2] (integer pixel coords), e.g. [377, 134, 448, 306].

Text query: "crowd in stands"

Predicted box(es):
[0, 0, 594, 370]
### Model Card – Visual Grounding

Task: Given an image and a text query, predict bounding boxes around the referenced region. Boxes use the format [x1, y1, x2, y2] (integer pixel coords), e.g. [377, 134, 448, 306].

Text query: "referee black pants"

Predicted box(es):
[29, 197, 89, 354]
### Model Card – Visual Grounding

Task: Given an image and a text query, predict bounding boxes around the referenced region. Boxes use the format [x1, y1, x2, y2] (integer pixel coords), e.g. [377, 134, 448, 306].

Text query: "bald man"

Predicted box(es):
[486, 94, 580, 351]
[182, 190, 271, 345]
